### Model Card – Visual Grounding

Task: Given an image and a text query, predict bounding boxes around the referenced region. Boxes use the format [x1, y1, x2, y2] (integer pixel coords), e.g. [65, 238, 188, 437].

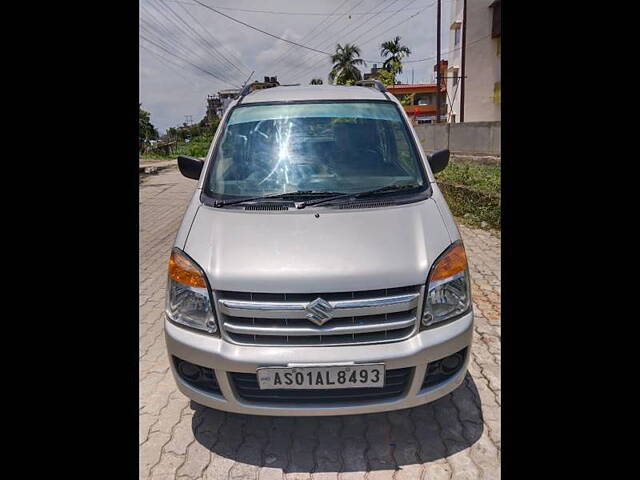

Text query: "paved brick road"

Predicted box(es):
[140, 168, 501, 480]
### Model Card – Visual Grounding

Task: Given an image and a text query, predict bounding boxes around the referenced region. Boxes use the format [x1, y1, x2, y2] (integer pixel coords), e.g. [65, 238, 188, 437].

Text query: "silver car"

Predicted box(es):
[164, 82, 473, 416]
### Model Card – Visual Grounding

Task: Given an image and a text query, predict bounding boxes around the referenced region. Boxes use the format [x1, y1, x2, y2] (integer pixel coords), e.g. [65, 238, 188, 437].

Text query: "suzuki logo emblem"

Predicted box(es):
[305, 298, 334, 326]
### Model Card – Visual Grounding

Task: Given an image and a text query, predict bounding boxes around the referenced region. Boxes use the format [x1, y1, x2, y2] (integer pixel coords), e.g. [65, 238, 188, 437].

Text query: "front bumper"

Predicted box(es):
[164, 310, 473, 416]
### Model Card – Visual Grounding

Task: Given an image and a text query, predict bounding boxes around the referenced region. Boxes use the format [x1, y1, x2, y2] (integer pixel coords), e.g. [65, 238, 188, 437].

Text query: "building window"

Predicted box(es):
[454, 27, 461, 46]
[496, 37, 501, 56]
[453, 68, 459, 86]
[493, 82, 501, 104]
[490, 1, 501, 38]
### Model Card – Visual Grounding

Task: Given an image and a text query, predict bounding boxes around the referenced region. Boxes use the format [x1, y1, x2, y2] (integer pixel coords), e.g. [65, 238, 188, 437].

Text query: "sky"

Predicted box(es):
[139, 0, 452, 134]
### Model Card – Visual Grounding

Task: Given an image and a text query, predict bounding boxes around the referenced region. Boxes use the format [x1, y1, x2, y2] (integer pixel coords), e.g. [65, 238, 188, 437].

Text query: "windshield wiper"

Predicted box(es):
[211, 190, 347, 208]
[295, 183, 422, 209]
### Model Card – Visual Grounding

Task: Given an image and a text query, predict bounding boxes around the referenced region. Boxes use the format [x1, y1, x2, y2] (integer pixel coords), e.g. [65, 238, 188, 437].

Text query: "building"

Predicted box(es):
[206, 94, 222, 122]
[216, 88, 241, 117]
[363, 64, 383, 81]
[447, 0, 501, 122]
[248, 76, 280, 92]
[386, 61, 449, 124]
[209, 76, 281, 118]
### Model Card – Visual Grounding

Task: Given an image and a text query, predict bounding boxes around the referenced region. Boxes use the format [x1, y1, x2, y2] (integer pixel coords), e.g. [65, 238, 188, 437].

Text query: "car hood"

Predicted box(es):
[184, 199, 452, 293]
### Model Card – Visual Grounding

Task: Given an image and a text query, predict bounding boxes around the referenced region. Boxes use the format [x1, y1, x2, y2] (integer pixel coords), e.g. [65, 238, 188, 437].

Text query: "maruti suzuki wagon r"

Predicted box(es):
[164, 81, 473, 416]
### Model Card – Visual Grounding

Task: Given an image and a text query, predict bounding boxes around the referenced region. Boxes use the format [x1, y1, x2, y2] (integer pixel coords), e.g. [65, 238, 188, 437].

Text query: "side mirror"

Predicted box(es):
[178, 155, 204, 180]
[428, 149, 450, 174]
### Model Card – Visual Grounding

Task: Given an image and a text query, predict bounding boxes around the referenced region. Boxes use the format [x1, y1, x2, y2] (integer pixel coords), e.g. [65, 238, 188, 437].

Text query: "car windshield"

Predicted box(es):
[205, 101, 426, 198]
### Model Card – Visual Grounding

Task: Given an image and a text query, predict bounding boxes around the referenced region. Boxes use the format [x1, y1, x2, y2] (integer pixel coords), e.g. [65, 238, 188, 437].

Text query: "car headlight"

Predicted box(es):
[422, 241, 472, 327]
[165, 248, 218, 334]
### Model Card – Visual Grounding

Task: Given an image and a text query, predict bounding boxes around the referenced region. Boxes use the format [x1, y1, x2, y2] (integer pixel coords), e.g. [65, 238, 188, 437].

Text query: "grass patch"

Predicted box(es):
[141, 134, 213, 160]
[435, 160, 501, 230]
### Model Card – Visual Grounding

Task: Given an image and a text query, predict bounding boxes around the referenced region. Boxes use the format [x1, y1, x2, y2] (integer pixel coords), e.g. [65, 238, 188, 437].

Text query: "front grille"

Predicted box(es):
[231, 367, 413, 404]
[215, 285, 423, 346]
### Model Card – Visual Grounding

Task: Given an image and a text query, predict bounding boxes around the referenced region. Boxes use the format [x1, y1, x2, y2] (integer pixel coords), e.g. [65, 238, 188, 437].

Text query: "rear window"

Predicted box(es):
[205, 101, 425, 198]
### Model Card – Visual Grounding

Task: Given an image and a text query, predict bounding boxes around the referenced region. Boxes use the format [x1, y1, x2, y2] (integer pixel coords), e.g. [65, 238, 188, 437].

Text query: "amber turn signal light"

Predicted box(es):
[429, 242, 468, 282]
[168, 249, 207, 288]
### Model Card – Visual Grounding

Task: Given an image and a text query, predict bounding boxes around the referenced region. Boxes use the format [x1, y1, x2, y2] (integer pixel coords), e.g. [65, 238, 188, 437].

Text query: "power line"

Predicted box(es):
[140, 44, 204, 84]
[287, 0, 431, 83]
[141, 2, 243, 85]
[286, 0, 420, 82]
[402, 33, 493, 64]
[278, 0, 395, 81]
[270, 0, 352, 67]
[357, 0, 436, 59]
[160, 0, 248, 77]
[140, 34, 240, 87]
[139, 21, 240, 86]
[143, 0, 246, 84]
[189, 0, 334, 56]
[341, 0, 406, 44]
[276, 0, 373, 80]
[291, 29, 491, 86]
[173, 0, 253, 75]
[350, 0, 422, 48]
[161, 0, 428, 17]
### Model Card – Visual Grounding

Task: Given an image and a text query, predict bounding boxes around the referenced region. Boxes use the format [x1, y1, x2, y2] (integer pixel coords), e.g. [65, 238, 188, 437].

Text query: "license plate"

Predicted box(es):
[256, 364, 385, 390]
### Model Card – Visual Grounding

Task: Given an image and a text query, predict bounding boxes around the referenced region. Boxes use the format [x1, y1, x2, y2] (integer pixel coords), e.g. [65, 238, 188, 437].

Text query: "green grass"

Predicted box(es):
[141, 134, 213, 160]
[435, 160, 501, 230]
[435, 160, 500, 194]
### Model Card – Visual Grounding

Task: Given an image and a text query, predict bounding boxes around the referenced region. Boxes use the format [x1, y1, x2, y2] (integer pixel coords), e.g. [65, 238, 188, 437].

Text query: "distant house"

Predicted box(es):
[248, 76, 280, 92]
[386, 61, 449, 124]
[209, 77, 280, 118]
[217, 88, 241, 116]
[363, 64, 383, 81]
[447, 0, 501, 122]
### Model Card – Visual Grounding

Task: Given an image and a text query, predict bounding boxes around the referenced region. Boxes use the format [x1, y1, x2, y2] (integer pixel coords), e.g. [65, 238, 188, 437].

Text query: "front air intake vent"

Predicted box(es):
[338, 201, 394, 209]
[244, 203, 290, 211]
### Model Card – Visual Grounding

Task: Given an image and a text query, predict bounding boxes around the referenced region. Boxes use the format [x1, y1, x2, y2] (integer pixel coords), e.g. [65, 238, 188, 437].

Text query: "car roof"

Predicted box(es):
[240, 85, 389, 104]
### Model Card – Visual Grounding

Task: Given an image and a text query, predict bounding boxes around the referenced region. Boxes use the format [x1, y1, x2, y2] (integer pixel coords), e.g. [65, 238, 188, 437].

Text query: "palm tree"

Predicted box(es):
[380, 36, 411, 82]
[329, 43, 365, 85]
[310, 78, 323, 85]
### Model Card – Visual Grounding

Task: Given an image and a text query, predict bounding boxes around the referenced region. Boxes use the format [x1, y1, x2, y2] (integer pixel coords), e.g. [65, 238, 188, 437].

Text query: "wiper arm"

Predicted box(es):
[211, 190, 347, 208]
[295, 183, 421, 209]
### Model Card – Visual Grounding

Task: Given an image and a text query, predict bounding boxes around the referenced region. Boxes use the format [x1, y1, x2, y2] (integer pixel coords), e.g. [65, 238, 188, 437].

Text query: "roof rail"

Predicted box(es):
[354, 80, 388, 93]
[236, 83, 252, 104]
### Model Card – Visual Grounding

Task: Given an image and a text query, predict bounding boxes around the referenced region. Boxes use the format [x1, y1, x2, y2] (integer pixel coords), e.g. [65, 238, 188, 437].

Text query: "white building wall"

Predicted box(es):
[447, 0, 501, 122]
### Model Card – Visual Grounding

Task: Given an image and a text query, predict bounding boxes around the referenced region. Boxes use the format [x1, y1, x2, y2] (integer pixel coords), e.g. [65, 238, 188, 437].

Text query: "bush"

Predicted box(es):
[435, 160, 501, 230]
[180, 135, 213, 158]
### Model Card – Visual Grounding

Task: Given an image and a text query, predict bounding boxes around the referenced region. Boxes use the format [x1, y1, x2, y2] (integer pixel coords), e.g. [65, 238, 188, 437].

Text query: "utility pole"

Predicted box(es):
[460, 0, 467, 122]
[436, 0, 441, 123]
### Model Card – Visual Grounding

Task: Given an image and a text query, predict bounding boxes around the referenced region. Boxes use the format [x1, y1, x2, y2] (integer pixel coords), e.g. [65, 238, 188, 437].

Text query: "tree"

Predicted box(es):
[375, 68, 396, 86]
[139, 104, 158, 150]
[380, 36, 411, 84]
[329, 43, 365, 85]
[310, 78, 323, 85]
